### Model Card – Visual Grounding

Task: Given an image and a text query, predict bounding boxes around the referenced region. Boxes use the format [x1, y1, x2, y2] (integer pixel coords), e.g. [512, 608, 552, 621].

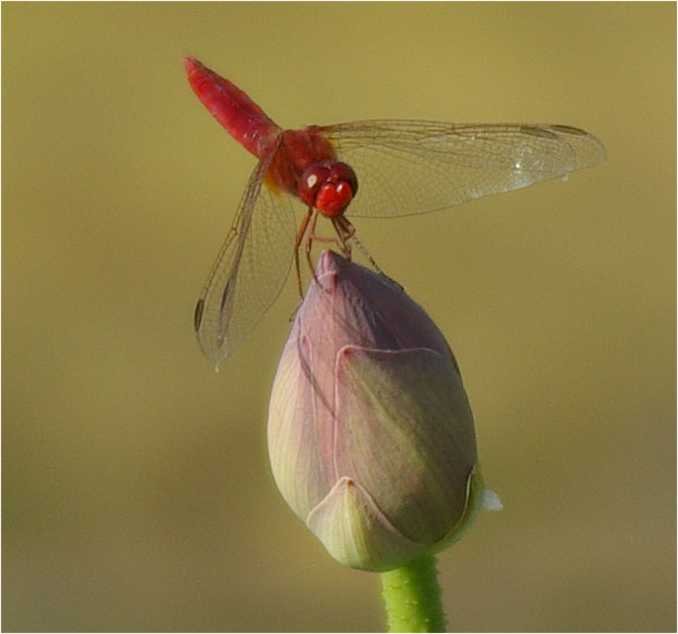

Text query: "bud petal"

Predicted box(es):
[334, 346, 475, 545]
[267, 333, 335, 520]
[307, 477, 422, 572]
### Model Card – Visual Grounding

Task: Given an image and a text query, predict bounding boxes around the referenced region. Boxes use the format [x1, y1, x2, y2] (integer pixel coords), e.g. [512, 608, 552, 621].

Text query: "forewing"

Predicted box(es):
[317, 120, 606, 218]
[194, 158, 297, 369]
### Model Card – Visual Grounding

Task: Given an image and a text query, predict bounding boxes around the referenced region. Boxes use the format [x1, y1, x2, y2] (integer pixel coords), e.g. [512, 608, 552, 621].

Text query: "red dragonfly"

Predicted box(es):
[185, 57, 605, 369]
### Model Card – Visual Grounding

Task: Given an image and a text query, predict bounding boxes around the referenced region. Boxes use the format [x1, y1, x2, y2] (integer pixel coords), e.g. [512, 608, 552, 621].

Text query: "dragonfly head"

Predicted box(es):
[299, 161, 358, 217]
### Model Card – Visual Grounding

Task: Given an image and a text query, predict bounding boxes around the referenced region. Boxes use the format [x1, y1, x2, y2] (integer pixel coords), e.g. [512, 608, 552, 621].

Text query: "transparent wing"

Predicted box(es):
[316, 120, 606, 218]
[194, 157, 297, 369]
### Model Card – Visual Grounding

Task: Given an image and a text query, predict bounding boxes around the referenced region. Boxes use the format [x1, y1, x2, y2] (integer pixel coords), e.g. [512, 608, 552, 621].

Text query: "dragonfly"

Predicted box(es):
[185, 57, 606, 369]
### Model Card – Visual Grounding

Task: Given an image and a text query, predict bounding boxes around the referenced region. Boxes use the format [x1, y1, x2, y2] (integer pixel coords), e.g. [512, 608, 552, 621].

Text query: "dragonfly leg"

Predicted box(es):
[335, 216, 384, 274]
[295, 207, 314, 298]
[331, 217, 353, 260]
[309, 218, 343, 250]
[305, 210, 322, 289]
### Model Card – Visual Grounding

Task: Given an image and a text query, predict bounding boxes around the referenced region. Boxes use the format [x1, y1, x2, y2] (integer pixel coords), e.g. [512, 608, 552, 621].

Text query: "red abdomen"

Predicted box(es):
[185, 57, 280, 158]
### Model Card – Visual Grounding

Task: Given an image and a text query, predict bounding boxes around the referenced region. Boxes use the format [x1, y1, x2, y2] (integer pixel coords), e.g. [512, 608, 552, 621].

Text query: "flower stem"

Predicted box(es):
[380, 554, 447, 632]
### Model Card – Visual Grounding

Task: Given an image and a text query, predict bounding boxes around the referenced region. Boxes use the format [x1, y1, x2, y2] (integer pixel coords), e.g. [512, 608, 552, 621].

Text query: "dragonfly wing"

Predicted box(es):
[317, 120, 606, 218]
[194, 157, 297, 369]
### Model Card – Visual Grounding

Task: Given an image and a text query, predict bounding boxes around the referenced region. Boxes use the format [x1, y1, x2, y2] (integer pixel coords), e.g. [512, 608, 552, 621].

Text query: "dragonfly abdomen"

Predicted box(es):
[185, 57, 280, 158]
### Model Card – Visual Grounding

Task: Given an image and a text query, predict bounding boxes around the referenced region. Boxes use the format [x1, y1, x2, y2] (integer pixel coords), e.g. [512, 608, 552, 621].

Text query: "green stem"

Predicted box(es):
[380, 554, 447, 632]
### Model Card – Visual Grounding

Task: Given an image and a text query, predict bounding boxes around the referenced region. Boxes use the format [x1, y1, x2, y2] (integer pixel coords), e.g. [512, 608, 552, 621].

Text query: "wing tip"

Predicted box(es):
[548, 124, 607, 169]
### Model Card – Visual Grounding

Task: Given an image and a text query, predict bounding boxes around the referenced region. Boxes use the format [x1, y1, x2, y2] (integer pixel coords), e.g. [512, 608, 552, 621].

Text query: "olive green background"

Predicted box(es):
[2, 3, 675, 632]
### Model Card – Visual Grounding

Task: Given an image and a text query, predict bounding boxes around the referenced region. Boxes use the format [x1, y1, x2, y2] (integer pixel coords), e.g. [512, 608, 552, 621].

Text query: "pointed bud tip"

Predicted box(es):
[316, 250, 347, 278]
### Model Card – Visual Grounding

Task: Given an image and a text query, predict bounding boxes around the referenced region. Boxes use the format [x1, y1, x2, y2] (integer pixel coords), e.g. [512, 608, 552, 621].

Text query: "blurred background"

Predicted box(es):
[2, 3, 675, 632]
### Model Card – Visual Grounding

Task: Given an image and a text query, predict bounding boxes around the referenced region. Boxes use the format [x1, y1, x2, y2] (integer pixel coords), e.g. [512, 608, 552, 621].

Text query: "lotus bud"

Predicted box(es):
[267, 251, 500, 572]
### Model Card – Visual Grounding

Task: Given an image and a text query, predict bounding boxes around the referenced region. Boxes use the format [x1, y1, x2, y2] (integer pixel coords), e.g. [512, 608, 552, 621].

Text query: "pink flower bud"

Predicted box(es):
[267, 251, 498, 571]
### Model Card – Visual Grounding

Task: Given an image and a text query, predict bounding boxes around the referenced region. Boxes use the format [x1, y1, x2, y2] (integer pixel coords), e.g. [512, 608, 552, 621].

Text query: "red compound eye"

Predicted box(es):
[298, 163, 331, 207]
[298, 161, 359, 216]
[329, 162, 358, 197]
[315, 181, 354, 217]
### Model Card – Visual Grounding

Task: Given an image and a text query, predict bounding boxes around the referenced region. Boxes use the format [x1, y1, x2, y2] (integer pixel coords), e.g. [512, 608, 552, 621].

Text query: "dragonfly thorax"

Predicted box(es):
[298, 160, 358, 218]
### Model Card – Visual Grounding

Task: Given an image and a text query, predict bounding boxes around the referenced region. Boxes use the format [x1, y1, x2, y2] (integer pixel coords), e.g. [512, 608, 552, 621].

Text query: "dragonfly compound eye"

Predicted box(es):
[298, 162, 332, 207]
[329, 162, 359, 198]
[299, 161, 358, 217]
[315, 181, 355, 217]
